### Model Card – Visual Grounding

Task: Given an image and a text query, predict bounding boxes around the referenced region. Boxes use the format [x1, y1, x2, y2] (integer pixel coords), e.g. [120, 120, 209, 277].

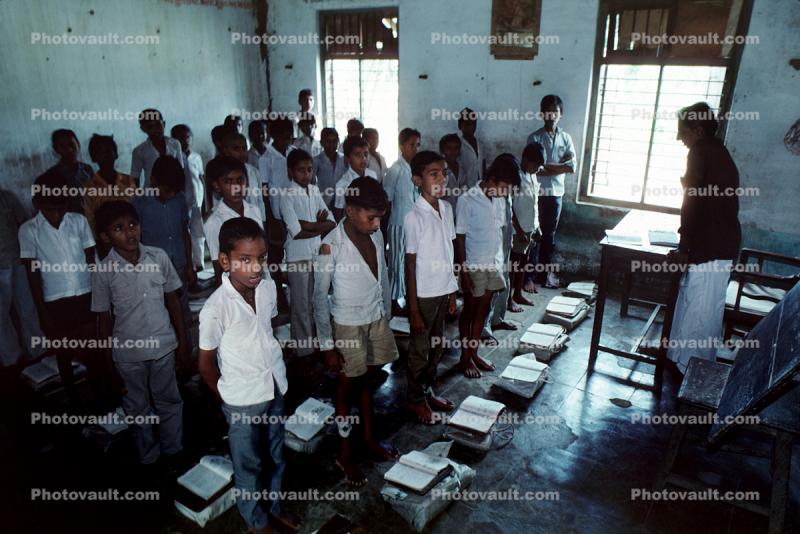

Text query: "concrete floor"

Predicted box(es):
[3, 285, 798, 533]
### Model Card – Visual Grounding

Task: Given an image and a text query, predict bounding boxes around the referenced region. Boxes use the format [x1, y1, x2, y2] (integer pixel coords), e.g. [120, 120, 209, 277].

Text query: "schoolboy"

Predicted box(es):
[510, 143, 545, 307]
[383, 128, 421, 314]
[313, 127, 348, 209]
[84, 134, 137, 240]
[346, 118, 365, 139]
[363, 128, 387, 182]
[404, 151, 457, 424]
[332, 136, 378, 221]
[171, 124, 206, 274]
[280, 149, 335, 357]
[47, 129, 93, 213]
[313, 177, 400, 486]
[203, 156, 262, 284]
[19, 170, 97, 404]
[439, 133, 469, 212]
[526, 95, 577, 288]
[223, 131, 267, 224]
[292, 113, 322, 158]
[198, 217, 300, 533]
[455, 154, 521, 378]
[92, 201, 186, 464]
[247, 120, 269, 169]
[130, 108, 187, 189]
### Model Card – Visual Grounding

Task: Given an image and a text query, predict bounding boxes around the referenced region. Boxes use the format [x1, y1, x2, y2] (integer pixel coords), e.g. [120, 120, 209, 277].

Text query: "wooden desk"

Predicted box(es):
[587, 210, 681, 394]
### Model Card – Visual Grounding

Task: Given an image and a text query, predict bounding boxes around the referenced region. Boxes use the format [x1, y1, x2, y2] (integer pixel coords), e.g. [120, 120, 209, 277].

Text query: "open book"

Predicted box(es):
[285, 397, 335, 441]
[605, 229, 643, 246]
[448, 395, 505, 435]
[546, 296, 587, 318]
[20, 355, 86, 391]
[500, 356, 549, 383]
[97, 407, 129, 435]
[177, 455, 234, 502]
[563, 281, 597, 301]
[520, 323, 566, 349]
[384, 450, 454, 494]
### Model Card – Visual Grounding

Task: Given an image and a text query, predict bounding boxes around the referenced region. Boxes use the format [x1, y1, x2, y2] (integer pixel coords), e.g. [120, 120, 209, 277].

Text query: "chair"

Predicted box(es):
[723, 248, 800, 339]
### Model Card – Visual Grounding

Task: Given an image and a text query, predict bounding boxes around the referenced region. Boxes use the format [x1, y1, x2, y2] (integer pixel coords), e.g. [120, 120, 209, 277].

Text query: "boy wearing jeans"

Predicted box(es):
[198, 217, 299, 533]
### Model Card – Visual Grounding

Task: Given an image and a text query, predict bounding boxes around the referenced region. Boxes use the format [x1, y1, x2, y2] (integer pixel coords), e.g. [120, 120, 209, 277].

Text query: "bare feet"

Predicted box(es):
[507, 301, 523, 313]
[336, 458, 367, 487]
[460, 354, 481, 378]
[523, 280, 538, 293]
[427, 394, 455, 412]
[492, 320, 518, 331]
[408, 401, 435, 425]
[472, 353, 496, 372]
[512, 293, 534, 306]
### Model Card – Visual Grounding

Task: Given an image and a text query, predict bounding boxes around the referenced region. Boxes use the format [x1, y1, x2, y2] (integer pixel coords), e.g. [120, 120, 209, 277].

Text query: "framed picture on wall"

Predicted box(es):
[490, 0, 542, 60]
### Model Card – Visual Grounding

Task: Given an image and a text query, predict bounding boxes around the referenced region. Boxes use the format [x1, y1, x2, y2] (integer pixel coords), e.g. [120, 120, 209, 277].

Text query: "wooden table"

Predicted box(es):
[587, 210, 681, 394]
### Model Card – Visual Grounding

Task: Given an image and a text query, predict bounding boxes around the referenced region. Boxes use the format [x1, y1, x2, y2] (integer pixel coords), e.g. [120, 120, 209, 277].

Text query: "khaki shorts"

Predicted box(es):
[462, 268, 506, 297]
[512, 232, 534, 255]
[332, 316, 399, 378]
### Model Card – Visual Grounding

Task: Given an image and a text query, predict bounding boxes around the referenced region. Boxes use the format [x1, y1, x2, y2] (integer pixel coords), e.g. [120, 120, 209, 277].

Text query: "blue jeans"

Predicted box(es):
[535, 196, 562, 282]
[221, 384, 285, 530]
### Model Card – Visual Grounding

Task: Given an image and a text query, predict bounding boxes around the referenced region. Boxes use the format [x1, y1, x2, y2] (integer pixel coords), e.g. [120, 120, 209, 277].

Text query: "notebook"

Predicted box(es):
[545, 296, 586, 318]
[285, 397, 335, 441]
[384, 450, 454, 494]
[648, 230, 679, 247]
[605, 229, 643, 246]
[448, 395, 505, 434]
[177, 455, 234, 502]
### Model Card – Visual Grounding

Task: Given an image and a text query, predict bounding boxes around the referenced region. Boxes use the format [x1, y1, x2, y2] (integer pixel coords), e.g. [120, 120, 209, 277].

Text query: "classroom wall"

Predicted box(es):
[0, 0, 268, 208]
[268, 0, 800, 276]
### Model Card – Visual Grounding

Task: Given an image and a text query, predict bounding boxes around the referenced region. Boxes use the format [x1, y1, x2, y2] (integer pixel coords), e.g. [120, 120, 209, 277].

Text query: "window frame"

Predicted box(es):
[578, 0, 754, 214]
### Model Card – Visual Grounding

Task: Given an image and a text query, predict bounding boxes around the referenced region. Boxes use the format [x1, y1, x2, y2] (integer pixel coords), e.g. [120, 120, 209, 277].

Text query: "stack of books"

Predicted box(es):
[285, 397, 335, 454]
[518, 323, 569, 362]
[20, 355, 87, 393]
[562, 281, 597, 304]
[543, 296, 590, 331]
[442, 395, 505, 451]
[174, 455, 236, 527]
[495, 355, 550, 398]
[384, 450, 455, 495]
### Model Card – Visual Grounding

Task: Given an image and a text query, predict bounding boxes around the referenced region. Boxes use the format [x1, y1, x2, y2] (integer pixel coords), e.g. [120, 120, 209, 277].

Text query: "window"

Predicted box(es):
[581, 0, 753, 212]
[320, 9, 399, 163]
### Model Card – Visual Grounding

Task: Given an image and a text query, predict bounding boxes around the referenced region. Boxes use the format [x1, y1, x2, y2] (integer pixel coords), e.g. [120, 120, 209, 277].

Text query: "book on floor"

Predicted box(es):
[545, 296, 587, 318]
[448, 395, 505, 434]
[500, 356, 549, 383]
[177, 455, 234, 502]
[563, 281, 597, 302]
[285, 397, 335, 442]
[20, 355, 87, 392]
[384, 450, 454, 494]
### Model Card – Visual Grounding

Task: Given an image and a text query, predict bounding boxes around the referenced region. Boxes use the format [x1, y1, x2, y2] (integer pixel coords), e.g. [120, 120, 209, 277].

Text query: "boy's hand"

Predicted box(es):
[316, 209, 329, 222]
[533, 227, 543, 242]
[460, 271, 474, 295]
[448, 293, 457, 315]
[409, 309, 425, 336]
[323, 349, 344, 372]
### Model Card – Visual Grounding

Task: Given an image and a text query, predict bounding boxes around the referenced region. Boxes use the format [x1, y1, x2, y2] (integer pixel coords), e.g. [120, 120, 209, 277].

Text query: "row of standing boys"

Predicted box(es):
[3, 90, 575, 533]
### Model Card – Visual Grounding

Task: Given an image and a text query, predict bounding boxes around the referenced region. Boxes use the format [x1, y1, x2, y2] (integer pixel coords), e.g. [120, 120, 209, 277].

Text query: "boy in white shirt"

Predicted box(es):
[19, 171, 98, 404]
[292, 114, 322, 158]
[313, 128, 348, 209]
[280, 149, 335, 357]
[510, 143, 545, 308]
[203, 157, 262, 285]
[131, 108, 188, 189]
[383, 128, 421, 314]
[198, 217, 300, 534]
[171, 124, 206, 275]
[223, 131, 267, 224]
[332, 136, 378, 221]
[314, 177, 399, 487]
[439, 134, 470, 213]
[455, 155, 521, 378]
[363, 128, 387, 182]
[247, 120, 269, 169]
[404, 151, 457, 424]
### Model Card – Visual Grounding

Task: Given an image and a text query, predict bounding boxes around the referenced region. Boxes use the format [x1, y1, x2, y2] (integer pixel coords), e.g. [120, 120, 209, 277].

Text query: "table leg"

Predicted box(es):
[588, 246, 609, 374]
[655, 270, 681, 394]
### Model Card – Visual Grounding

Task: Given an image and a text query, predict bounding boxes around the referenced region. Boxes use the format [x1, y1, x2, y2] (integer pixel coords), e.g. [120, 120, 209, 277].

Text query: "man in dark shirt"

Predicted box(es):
[667, 102, 741, 374]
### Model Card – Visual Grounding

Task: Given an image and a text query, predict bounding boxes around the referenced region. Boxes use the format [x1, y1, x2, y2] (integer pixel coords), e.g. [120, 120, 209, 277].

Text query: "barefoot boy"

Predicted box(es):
[404, 151, 457, 424]
[313, 177, 400, 486]
[455, 154, 521, 378]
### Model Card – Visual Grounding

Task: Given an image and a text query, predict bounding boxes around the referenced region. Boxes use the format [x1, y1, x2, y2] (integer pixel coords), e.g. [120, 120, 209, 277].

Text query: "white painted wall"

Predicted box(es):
[0, 0, 268, 206]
